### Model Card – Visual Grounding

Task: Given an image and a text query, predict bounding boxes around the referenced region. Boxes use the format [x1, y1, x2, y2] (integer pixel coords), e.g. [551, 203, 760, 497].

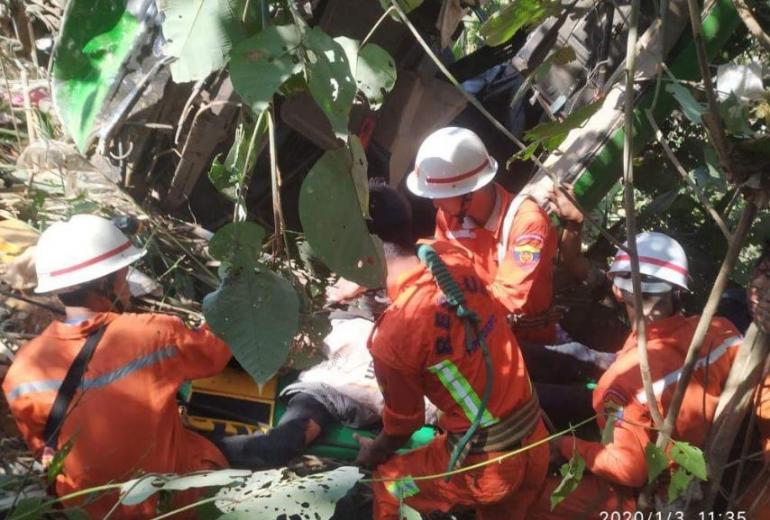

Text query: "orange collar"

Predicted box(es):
[623, 314, 689, 352]
[45, 312, 119, 339]
[386, 240, 476, 300]
[482, 183, 513, 238]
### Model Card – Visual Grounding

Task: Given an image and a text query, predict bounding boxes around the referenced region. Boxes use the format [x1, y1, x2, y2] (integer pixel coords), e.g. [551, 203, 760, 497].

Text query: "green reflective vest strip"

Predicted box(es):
[428, 359, 499, 427]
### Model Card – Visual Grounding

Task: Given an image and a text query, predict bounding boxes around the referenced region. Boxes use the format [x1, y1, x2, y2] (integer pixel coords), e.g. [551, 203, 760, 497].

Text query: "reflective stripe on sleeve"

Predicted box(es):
[6, 346, 179, 401]
[428, 359, 498, 427]
[635, 335, 742, 404]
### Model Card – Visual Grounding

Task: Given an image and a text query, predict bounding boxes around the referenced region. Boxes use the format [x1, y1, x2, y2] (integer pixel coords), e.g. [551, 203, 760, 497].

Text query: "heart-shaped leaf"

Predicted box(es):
[203, 266, 299, 384]
[208, 221, 265, 268]
[299, 138, 386, 288]
[230, 25, 303, 113]
[158, 0, 245, 83]
[216, 467, 363, 519]
[304, 27, 357, 138]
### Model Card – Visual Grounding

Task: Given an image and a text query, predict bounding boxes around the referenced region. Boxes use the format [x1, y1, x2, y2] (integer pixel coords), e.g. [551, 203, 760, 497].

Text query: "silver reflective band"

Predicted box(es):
[6, 346, 179, 401]
[635, 335, 742, 404]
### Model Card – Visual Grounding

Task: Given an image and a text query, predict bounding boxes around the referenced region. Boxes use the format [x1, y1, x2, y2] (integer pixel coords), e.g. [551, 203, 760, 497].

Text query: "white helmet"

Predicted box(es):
[609, 232, 688, 293]
[406, 127, 498, 199]
[35, 214, 145, 294]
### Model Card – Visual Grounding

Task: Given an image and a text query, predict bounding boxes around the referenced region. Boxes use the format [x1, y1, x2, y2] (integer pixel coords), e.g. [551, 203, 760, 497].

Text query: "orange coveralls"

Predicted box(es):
[528, 314, 743, 519]
[369, 241, 548, 520]
[2, 312, 232, 518]
[435, 183, 558, 343]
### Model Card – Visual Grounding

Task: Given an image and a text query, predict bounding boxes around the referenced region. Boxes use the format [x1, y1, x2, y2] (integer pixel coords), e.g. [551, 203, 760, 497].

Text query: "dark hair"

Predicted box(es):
[56, 272, 118, 308]
[367, 178, 415, 253]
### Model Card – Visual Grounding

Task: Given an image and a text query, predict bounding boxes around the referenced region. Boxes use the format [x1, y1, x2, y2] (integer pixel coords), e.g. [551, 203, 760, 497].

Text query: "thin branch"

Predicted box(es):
[267, 108, 289, 255]
[388, 0, 628, 253]
[656, 201, 757, 450]
[362, 6, 395, 47]
[645, 110, 731, 240]
[685, 0, 734, 179]
[733, 0, 770, 52]
[622, 0, 664, 428]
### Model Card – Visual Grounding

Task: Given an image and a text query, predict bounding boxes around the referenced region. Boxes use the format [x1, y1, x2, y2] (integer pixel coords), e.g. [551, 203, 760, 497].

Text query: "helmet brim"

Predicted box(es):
[405, 157, 498, 199]
[35, 247, 147, 294]
[612, 275, 674, 294]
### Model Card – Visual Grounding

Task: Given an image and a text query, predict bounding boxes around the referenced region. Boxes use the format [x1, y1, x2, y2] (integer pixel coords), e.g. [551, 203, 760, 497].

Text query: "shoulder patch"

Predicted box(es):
[512, 233, 544, 267]
[601, 387, 628, 422]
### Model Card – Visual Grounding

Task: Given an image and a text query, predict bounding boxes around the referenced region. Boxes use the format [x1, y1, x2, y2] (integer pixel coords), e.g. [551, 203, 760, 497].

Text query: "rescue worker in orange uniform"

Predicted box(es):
[2, 215, 232, 518]
[405, 127, 559, 343]
[528, 232, 744, 518]
[355, 179, 549, 519]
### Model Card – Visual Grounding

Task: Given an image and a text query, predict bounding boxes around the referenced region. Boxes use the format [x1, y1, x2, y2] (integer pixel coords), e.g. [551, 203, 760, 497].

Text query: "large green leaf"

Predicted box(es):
[334, 37, 397, 111]
[203, 266, 299, 384]
[480, 0, 559, 47]
[216, 467, 362, 519]
[158, 0, 244, 83]
[299, 138, 386, 288]
[52, 0, 143, 152]
[304, 27, 357, 139]
[208, 221, 265, 267]
[229, 25, 303, 113]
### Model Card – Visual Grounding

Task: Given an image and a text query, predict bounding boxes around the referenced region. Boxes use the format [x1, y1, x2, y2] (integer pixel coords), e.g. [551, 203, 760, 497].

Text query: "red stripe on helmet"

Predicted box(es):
[423, 158, 490, 185]
[49, 241, 133, 277]
[614, 254, 687, 275]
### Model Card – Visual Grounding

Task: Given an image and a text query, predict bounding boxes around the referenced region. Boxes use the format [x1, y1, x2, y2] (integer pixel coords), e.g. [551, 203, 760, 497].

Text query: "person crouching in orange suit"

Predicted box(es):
[354, 179, 549, 520]
[527, 232, 743, 519]
[2, 215, 232, 518]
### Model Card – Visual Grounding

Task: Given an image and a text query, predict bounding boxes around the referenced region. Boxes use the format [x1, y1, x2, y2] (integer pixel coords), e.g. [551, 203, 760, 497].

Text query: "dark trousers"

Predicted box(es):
[212, 393, 334, 469]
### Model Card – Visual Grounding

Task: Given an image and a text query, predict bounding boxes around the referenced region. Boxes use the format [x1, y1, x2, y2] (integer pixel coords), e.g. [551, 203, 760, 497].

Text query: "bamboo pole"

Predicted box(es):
[702, 323, 769, 510]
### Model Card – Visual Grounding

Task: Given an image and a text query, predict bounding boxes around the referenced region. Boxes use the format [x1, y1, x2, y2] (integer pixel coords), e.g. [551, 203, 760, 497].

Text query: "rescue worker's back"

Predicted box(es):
[3, 312, 231, 517]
